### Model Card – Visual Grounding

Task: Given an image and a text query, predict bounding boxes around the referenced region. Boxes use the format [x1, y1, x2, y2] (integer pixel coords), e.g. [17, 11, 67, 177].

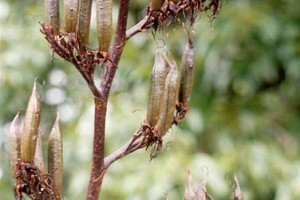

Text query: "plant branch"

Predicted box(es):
[100, 0, 131, 99]
[104, 130, 147, 169]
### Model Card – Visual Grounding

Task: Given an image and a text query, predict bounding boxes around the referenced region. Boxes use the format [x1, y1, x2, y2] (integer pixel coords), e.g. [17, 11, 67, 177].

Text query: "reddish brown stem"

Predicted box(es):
[86, 98, 107, 200]
[100, 0, 130, 99]
[86, 0, 130, 199]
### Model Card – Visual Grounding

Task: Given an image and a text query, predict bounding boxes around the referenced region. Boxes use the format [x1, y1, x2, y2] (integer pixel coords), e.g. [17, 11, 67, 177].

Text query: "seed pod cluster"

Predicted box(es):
[146, 46, 179, 137]
[48, 114, 63, 196]
[9, 83, 64, 198]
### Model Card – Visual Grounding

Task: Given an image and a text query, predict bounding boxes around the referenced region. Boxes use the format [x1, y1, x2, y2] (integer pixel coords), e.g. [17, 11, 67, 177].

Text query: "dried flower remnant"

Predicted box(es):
[13, 159, 57, 200]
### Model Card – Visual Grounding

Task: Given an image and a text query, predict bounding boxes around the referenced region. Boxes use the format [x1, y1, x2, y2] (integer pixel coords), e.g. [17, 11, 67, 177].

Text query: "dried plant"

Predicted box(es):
[9, 0, 222, 199]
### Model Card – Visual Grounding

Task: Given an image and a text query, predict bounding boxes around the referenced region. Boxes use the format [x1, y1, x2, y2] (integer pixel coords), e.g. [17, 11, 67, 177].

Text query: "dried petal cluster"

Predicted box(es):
[9, 83, 63, 200]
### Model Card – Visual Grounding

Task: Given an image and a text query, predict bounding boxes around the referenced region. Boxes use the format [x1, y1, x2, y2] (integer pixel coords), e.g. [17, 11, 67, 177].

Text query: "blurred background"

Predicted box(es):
[1, 0, 300, 199]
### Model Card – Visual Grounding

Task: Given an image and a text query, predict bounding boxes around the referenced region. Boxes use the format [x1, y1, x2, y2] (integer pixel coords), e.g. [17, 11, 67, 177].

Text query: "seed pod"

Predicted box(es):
[78, 0, 93, 46]
[179, 38, 195, 106]
[64, 0, 79, 33]
[155, 56, 179, 136]
[34, 133, 45, 173]
[183, 171, 196, 200]
[195, 179, 207, 200]
[232, 174, 244, 200]
[151, 0, 165, 11]
[21, 82, 41, 163]
[146, 47, 167, 127]
[44, 0, 60, 35]
[9, 112, 21, 177]
[48, 114, 63, 196]
[96, 0, 112, 52]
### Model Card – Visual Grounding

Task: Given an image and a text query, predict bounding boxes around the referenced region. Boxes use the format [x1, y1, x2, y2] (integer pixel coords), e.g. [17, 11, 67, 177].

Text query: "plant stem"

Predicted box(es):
[100, 0, 130, 98]
[86, 98, 107, 200]
[86, 1, 130, 199]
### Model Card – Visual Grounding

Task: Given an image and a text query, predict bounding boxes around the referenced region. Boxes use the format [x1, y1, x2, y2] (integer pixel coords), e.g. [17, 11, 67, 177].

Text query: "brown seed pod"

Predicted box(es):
[179, 37, 195, 106]
[64, 0, 79, 33]
[155, 55, 179, 136]
[44, 0, 60, 35]
[77, 0, 93, 46]
[9, 112, 21, 177]
[48, 114, 63, 196]
[96, 0, 112, 52]
[146, 47, 168, 127]
[34, 133, 45, 173]
[151, 0, 165, 11]
[21, 82, 41, 163]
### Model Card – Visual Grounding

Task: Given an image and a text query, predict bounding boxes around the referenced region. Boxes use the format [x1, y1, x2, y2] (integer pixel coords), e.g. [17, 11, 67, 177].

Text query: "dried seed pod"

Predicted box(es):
[179, 38, 195, 106]
[183, 171, 196, 200]
[232, 174, 244, 200]
[21, 82, 41, 163]
[96, 0, 112, 52]
[146, 47, 167, 127]
[155, 56, 179, 136]
[78, 0, 93, 46]
[9, 112, 21, 177]
[48, 114, 63, 196]
[44, 0, 60, 35]
[195, 179, 207, 200]
[151, 0, 165, 11]
[34, 133, 45, 173]
[64, 0, 79, 33]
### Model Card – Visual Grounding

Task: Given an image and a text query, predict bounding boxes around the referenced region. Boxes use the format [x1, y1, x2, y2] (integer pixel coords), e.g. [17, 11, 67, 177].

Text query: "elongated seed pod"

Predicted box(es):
[155, 57, 179, 136]
[48, 114, 63, 196]
[64, 0, 79, 33]
[151, 0, 165, 10]
[96, 0, 112, 52]
[9, 112, 21, 177]
[183, 171, 196, 200]
[179, 38, 195, 106]
[146, 47, 167, 127]
[21, 82, 41, 163]
[44, 0, 60, 35]
[34, 133, 45, 173]
[232, 174, 244, 200]
[78, 0, 93, 46]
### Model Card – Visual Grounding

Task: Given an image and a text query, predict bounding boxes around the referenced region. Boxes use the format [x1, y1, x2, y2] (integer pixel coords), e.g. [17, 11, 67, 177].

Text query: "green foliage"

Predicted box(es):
[1, 0, 299, 199]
